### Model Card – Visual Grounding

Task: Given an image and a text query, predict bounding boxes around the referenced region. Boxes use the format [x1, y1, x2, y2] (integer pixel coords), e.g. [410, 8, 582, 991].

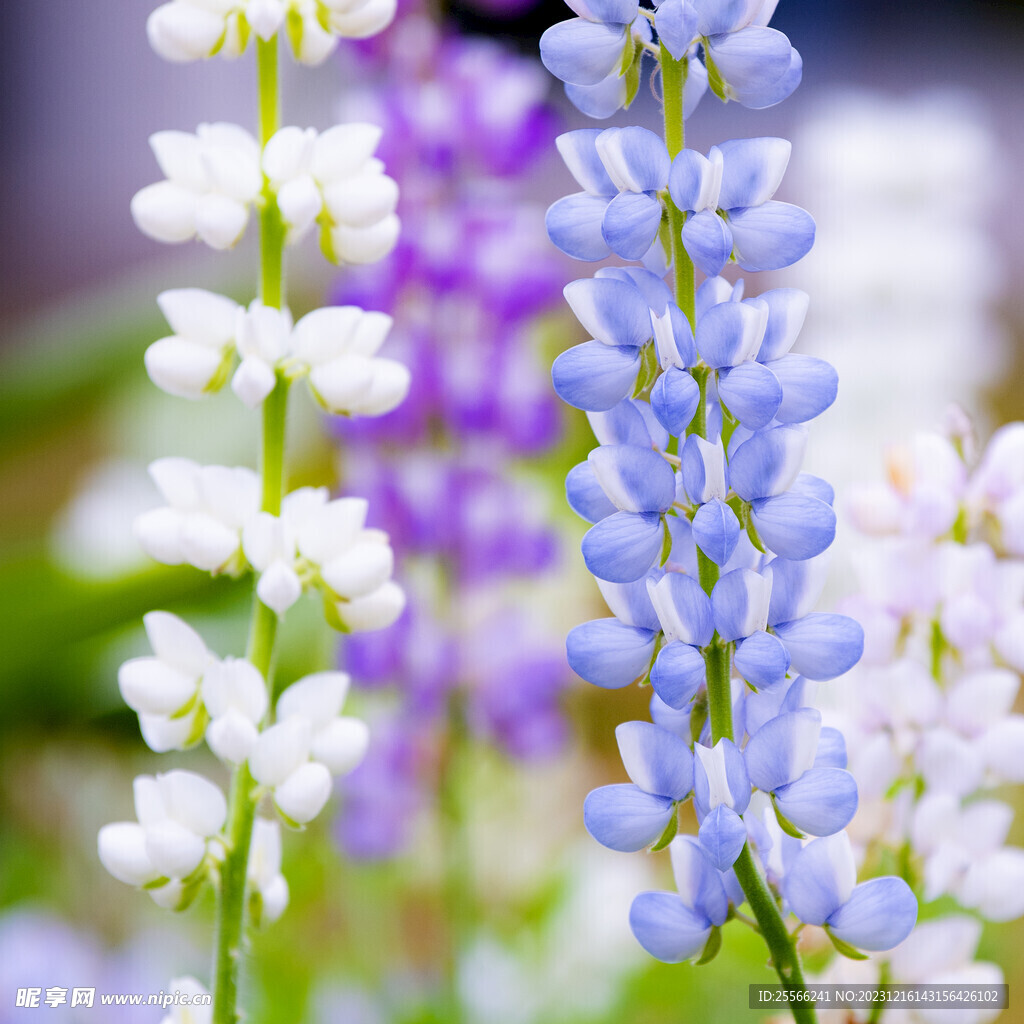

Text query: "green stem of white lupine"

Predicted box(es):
[659, 42, 817, 1024]
[212, 33, 289, 1024]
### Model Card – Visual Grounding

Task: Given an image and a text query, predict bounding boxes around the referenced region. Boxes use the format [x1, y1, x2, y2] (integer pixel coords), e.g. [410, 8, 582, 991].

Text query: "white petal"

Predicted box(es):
[348, 310, 393, 357]
[138, 711, 196, 753]
[195, 194, 250, 249]
[981, 715, 1024, 783]
[277, 174, 322, 239]
[144, 610, 211, 675]
[157, 287, 240, 344]
[959, 849, 1024, 921]
[131, 182, 197, 243]
[248, 817, 283, 883]
[150, 130, 206, 188]
[249, 718, 312, 786]
[290, 306, 363, 366]
[274, 762, 333, 824]
[335, 580, 405, 632]
[295, 497, 368, 565]
[232, 355, 278, 408]
[98, 823, 159, 886]
[256, 560, 303, 614]
[310, 123, 383, 183]
[329, 213, 400, 265]
[294, 14, 338, 65]
[149, 456, 201, 507]
[158, 769, 228, 836]
[946, 669, 1019, 737]
[259, 875, 290, 923]
[262, 126, 317, 181]
[242, 511, 286, 571]
[321, 539, 394, 599]
[276, 671, 350, 724]
[200, 657, 267, 720]
[322, 173, 399, 229]
[118, 657, 197, 716]
[206, 710, 260, 764]
[246, 0, 285, 39]
[307, 355, 376, 412]
[327, 0, 396, 37]
[147, 3, 225, 62]
[346, 359, 410, 416]
[144, 820, 207, 879]
[134, 508, 186, 565]
[145, 337, 225, 399]
[133, 774, 168, 827]
[180, 513, 241, 571]
[310, 716, 369, 775]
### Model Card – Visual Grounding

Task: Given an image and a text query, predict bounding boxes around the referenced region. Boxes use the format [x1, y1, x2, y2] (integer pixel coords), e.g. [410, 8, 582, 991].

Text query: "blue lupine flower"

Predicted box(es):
[744, 708, 858, 836]
[784, 832, 918, 951]
[547, 128, 671, 263]
[679, 434, 741, 567]
[630, 835, 731, 962]
[584, 720, 694, 851]
[581, 444, 679, 582]
[554, 268, 696, 411]
[646, 572, 714, 708]
[565, 572, 663, 688]
[667, 138, 815, 277]
[693, 738, 751, 869]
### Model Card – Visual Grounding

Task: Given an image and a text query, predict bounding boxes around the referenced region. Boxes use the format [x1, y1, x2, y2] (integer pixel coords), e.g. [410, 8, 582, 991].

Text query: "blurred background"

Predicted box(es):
[2, 0, 1024, 1021]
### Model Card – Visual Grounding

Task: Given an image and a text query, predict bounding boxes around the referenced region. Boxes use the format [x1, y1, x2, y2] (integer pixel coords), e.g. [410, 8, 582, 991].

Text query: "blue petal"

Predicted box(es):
[598, 571, 664, 631]
[755, 288, 810, 362]
[696, 276, 738, 320]
[565, 276, 654, 348]
[552, 341, 641, 412]
[716, 137, 791, 211]
[729, 201, 816, 272]
[693, 738, 751, 816]
[629, 891, 712, 963]
[728, 426, 806, 501]
[826, 878, 918, 952]
[540, 18, 630, 87]
[566, 462, 618, 523]
[681, 210, 733, 278]
[598, 266, 674, 311]
[584, 784, 676, 852]
[648, 571, 715, 646]
[711, 568, 771, 642]
[744, 47, 802, 109]
[546, 193, 612, 261]
[743, 675, 808, 736]
[690, 0, 760, 35]
[744, 708, 821, 792]
[692, 498, 740, 566]
[603, 191, 664, 261]
[555, 129, 617, 194]
[789, 474, 834, 505]
[566, 75, 628, 119]
[669, 835, 730, 923]
[588, 398, 669, 450]
[654, 0, 698, 58]
[667, 150, 716, 214]
[750, 494, 835, 560]
[718, 361, 783, 429]
[698, 805, 747, 870]
[775, 769, 858, 837]
[651, 692, 694, 738]
[651, 367, 701, 437]
[814, 727, 848, 770]
[766, 354, 838, 424]
[617, 720, 694, 800]
[582, 511, 665, 583]
[653, 303, 699, 368]
[784, 833, 856, 926]
[704, 31, 793, 111]
[589, 443, 678, 512]
[566, 617, 657, 688]
[681, 434, 727, 504]
[765, 555, 828, 626]
[651, 641, 707, 710]
[772, 614, 864, 681]
[734, 629, 790, 690]
[683, 55, 709, 117]
[695, 299, 765, 369]
[567, 0, 639, 24]
[597, 126, 672, 193]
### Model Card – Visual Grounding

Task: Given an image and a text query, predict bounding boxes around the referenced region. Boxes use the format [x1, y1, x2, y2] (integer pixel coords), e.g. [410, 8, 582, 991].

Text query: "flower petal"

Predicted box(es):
[772, 614, 864, 681]
[566, 618, 657, 688]
[617, 720, 694, 800]
[729, 201, 815, 272]
[827, 877, 918, 952]
[651, 641, 707, 710]
[552, 340, 641, 411]
[630, 891, 712, 963]
[584, 784, 676, 852]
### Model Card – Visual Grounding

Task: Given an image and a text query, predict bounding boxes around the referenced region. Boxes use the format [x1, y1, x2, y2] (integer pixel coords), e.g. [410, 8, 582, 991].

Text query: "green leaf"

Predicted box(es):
[633, 340, 659, 398]
[740, 501, 767, 554]
[649, 809, 679, 852]
[702, 43, 728, 101]
[771, 797, 805, 839]
[695, 925, 722, 965]
[623, 42, 643, 109]
[824, 926, 869, 961]
[660, 516, 674, 567]
[618, 38, 637, 77]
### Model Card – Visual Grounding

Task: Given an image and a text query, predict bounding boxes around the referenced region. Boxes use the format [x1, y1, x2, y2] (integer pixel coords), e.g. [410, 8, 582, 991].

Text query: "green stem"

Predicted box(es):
[659, 39, 816, 1024]
[212, 32, 288, 1024]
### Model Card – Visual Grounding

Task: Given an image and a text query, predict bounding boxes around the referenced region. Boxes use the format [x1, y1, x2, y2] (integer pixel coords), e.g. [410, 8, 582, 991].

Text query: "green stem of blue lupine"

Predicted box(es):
[660, 42, 816, 1024]
[212, 33, 289, 1024]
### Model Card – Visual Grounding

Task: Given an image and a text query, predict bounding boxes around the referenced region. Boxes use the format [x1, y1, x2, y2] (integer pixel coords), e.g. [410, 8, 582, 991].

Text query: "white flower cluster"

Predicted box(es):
[134, 464, 405, 628]
[146, 289, 410, 414]
[815, 420, 1024, 1012]
[131, 122, 400, 264]
[148, 0, 395, 66]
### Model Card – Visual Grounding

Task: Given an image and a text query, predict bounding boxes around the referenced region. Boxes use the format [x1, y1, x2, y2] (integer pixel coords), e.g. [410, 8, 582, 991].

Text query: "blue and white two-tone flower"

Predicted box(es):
[646, 571, 714, 708]
[667, 138, 815, 277]
[630, 835, 732, 962]
[585, 720, 694, 851]
[693, 738, 751, 869]
[546, 128, 671, 264]
[744, 708, 858, 836]
[580, 444, 679, 583]
[678, 434, 743, 567]
[784, 832, 918, 952]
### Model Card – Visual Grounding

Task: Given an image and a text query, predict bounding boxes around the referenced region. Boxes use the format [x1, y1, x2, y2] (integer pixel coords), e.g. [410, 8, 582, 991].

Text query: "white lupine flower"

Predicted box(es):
[201, 657, 268, 763]
[285, 0, 396, 65]
[135, 458, 260, 574]
[248, 818, 289, 925]
[98, 771, 227, 904]
[262, 123, 400, 265]
[249, 717, 332, 824]
[131, 123, 262, 249]
[291, 306, 410, 416]
[232, 301, 293, 407]
[147, 289, 241, 400]
[147, 0, 242, 63]
[118, 611, 214, 752]
[159, 977, 213, 1024]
